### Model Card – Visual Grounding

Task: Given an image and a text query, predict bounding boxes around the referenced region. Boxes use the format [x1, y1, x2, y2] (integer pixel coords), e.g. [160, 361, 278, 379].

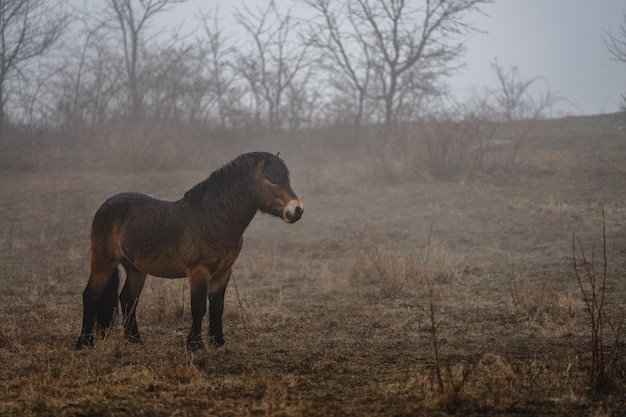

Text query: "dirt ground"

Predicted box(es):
[1, 116, 626, 416]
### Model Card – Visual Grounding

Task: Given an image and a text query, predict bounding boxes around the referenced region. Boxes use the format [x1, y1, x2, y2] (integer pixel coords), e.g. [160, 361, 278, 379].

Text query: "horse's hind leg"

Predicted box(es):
[119, 261, 146, 344]
[76, 262, 119, 349]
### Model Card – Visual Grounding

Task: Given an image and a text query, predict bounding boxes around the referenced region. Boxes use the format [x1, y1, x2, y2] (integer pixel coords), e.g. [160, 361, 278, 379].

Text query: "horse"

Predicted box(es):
[75, 152, 303, 350]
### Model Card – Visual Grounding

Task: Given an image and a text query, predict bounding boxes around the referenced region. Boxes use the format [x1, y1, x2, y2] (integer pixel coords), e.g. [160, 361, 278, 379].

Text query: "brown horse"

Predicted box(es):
[75, 152, 303, 350]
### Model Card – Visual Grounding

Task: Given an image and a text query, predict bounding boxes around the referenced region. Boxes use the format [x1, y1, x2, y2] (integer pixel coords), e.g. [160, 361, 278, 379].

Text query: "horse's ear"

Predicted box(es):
[276, 151, 280, 158]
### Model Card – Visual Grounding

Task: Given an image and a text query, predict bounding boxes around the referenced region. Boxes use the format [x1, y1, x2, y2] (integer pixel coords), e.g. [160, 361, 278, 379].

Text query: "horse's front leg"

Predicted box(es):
[209, 268, 232, 346]
[187, 268, 210, 351]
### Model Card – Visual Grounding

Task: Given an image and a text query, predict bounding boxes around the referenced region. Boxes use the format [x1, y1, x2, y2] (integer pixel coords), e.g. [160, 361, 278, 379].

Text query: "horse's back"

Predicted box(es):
[92, 192, 159, 230]
[91, 192, 191, 277]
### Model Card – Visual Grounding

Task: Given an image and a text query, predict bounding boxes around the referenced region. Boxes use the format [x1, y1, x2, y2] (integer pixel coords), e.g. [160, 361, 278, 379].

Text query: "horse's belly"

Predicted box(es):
[119, 220, 190, 278]
[134, 258, 187, 278]
[127, 250, 236, 279]
[120, 242, 188, 278]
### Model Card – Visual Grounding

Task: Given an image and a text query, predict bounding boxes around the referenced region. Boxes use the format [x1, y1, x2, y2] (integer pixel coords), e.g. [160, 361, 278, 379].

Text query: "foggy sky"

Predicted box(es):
[164, 0, 626, 116]
[452, 0, 626, 115]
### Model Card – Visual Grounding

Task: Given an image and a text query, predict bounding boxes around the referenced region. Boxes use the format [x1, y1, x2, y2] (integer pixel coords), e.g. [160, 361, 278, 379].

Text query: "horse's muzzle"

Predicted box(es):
[284, 199, 303, 223]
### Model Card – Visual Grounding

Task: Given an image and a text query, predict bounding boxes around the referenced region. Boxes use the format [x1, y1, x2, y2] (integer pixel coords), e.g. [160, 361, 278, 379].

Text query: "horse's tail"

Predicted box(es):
[97, 267, 120, 334]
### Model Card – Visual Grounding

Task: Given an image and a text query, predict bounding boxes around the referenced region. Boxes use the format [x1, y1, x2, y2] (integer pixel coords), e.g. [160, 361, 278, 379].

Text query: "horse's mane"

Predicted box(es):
[183, 152, 288, 205]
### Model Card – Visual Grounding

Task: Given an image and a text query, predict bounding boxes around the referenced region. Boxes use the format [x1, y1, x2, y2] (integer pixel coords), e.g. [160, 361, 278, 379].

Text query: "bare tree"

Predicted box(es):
[199, 9, 240, 129]
[235, 0, 311, 130]
[491, 60, 555, 121]
[604, 11, 626, 63]
[142, 43, 200, 122]
[360, 0, 488, 127]
[305, 0, 373, 128]
[489, 60, 558, 170]
[53, 18, 126, 130]
[13, 57, 65, 128]
[282, 71, 319, 129]
[306, 0, 489, 129]
[102, 0, 186, 120]
[0, 0, 68, 136]
[604, 11, 626, 110]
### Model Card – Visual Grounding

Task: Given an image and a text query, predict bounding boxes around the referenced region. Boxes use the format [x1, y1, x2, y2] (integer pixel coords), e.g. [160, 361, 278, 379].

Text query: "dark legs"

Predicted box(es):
[209, 287, 227, 346]
[76, 261, 146, 350]
[187, 271, 208, 350]
[76, 264, 119, 349]
[186, 267, 231, 350]
[120, 262, 147, 344]
[79, 261, 232, 351]
[76, 286, 99, 349]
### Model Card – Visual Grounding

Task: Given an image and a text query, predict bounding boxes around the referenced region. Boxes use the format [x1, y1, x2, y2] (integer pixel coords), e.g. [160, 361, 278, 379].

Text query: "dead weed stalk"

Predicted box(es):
[231, 273, 249, 335]
[572, 206, 612, 394]
[423, 220, 469, 405]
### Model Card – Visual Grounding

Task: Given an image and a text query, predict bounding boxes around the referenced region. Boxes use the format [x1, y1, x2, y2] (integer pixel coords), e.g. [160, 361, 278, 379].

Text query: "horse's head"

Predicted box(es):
[253, 153, 303, 223]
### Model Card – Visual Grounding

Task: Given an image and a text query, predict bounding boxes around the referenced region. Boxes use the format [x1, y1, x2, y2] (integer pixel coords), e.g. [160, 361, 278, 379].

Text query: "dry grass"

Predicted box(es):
[1, 115, 626, 416]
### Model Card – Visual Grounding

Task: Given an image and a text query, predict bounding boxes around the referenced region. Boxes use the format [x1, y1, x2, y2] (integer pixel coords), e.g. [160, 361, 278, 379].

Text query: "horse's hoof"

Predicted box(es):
[187, 340, 204, 351]
[75, 334, 94, 350]
[210, 336, 225, 347]
[187, 333, 204, 351]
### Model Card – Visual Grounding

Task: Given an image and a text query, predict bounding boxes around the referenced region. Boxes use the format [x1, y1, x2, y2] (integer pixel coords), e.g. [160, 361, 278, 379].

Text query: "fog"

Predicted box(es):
[165, 0, 626, 116]
[3, 0, 623, 137]
[454, 0, 626, 115]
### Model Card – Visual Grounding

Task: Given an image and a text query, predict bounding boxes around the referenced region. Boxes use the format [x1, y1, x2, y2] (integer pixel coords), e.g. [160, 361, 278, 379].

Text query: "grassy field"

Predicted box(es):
[1, 115, 626, 416]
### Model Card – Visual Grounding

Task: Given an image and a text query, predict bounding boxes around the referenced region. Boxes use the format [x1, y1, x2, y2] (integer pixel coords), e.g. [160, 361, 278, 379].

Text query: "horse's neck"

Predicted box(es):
[197, 183, 258, 244]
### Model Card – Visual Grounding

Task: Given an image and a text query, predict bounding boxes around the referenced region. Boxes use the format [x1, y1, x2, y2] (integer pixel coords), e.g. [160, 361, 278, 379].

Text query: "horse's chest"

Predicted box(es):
[194, 239, 243, 271]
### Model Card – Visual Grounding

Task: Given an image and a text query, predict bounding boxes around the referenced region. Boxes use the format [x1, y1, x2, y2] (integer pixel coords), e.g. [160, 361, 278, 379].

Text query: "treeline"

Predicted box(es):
[1, 0, 563, 178]
[1, 0, 499, 135]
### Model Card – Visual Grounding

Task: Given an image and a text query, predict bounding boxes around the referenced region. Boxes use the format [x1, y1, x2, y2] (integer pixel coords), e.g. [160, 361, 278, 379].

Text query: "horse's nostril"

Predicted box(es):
[284, 200, 303, 223]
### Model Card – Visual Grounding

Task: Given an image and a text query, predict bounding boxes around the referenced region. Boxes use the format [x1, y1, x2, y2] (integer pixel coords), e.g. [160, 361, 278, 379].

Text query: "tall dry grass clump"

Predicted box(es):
[348, 242, 415, 300]
[348, 237, 459, 301]
[348, 233, 471, 406]
[507, 273, 579, 333]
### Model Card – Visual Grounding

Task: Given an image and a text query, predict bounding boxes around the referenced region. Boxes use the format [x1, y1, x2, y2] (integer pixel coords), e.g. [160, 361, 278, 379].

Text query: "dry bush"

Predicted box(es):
[0, 119, 232, 172]
[358, 117, 538, 183]
[347, 238, 467, 405]
[348, 242, 416, 300]
[464, 353, 585, 410]
[402, 352, 591, 413]
[419, 118, 488, 180]
[572, 207, 619, 395]
[349, 244, 407, 299]
[0, 115, 530, 190]
[508, 273, 578, 331]
[415, 244, 459, 291]
[348, 240, 460, 301]
[88, 120, 238, 172]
